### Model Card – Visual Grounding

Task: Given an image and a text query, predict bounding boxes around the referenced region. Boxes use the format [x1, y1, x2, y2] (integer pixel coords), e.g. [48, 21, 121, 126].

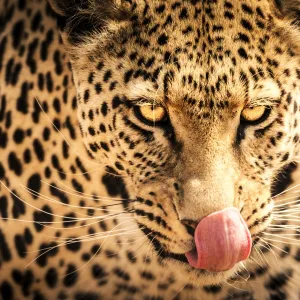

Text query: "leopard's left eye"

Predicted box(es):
[134, 105, 168, 125]
[241, 106, 271, 124]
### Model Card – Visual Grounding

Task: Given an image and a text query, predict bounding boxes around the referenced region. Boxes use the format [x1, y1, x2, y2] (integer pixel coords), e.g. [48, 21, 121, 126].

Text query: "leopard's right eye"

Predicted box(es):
[134, 105, 168, 126]
[240, 106, 271, 125]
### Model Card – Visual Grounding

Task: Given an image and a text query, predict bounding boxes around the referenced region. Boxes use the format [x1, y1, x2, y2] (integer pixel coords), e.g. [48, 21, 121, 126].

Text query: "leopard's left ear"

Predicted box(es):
[274, 0, 300, 25]
[46, 0, 131, 45]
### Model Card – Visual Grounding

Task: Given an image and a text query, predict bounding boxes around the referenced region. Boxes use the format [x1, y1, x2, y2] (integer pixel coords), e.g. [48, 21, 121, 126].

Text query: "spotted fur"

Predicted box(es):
[1, 0, 300, 299]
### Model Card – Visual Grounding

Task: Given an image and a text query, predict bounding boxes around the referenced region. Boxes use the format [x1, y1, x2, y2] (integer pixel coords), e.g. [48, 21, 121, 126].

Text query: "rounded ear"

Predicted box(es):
[274, 0, 300, 25]
[47, 0, 130, 44]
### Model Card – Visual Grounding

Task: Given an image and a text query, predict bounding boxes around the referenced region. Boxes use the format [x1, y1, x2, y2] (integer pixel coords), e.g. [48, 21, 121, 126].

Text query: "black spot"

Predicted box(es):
[281, 153, 289, 162]
[49, 183, 69, 204]
[36, 242, 58, 267]
[26, 38, 39, 74]
[140, 270, 156, 280]
[66, 237, 81, 252]
[102, 167, 129, 201]
[0, 129, 8, 148]
[13, 128, 25, 144]
[31, 11, 42, 31]
[33, 291, 46, 300]
[24, 228, 33, 245]
[126, 251, 137, 263]
[11, 189, 25, 219]
[101, 102, 108, 116]
[88, 72, 94, 83]
[63, 264, 78, 287]
[5, 58, 22, 85]
[53, 118, 61, 130]
[51, 154, 66, 180]
[92, 264, 108, 279]
[53, 98, 61, 113]
[0, 162, 5, 179]
[32, 100, 41, 123]
[5, 111, 12, 129]
[97, 62, 104, 70]
[14, 234, 27, 258]
[33, 205, 54, 232]
[224, 291, 254, 300]
[241, 4, 253, 14]
[103, 70, 112, 82]
[46, 72, 54, 92]
[43, 127, 51, 141]
[158, 33, 168, 45]
[12, 20, 24, 49]
[23, 149, 31, 164]
[0, 37, 8, 72]
[179, 7, 188, 19]
[45, 268, 58, 288]
[0, 281, 13, 300]
[0, 229, 12, 261]
[71, 179, 83, 193]
[27, 173, 41, 199]
[114, 267, 130, 281]
[11, 269, 23, 284]
[40, 29, 54, 61]
[241, 19, 253, 31]
[124, 69, 134, 83]
[88, 127, 95, 136]
[224, 11, 234, 20]
[65, 116, 76, 140]
[84, 89, 90, 103]
[100, 142, 109, 152]
[33, 139, 45, 162]
[272, 162, 297, 196]
[63, 212, 77, 227]
[0, 95, 7, 122]
[238, 47, 248, 59]
[0, 195, 8, 220]
[95, 83, 102, 94]
[53, 50, 63, 75]
[21, 270, 34, 296]
[99, 124, 106, 133]
[265, 270, 293, 291]
[203, 285, 222, 294]
[236, 33, 250, 43]
[112, 96, 122, 109]
[62, 140, 69, 159]
[8, 151, 22, 176]
[75, 292, 100, 300]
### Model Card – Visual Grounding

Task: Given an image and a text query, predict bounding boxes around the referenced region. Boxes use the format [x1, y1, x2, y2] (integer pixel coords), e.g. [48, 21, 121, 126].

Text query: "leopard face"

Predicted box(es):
[48, 0, 300, 286]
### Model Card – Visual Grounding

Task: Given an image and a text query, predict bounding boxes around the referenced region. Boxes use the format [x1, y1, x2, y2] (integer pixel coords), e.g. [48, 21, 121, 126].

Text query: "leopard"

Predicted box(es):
[1, 0, 300, 299]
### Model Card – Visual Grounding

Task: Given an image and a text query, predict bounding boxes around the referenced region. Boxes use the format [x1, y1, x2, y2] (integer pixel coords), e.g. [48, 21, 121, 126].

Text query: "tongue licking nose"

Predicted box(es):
[185, 207, 252, 272]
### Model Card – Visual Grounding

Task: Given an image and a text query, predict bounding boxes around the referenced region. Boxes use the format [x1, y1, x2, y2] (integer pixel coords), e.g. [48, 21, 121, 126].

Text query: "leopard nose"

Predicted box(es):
[177, 178, 234, 222]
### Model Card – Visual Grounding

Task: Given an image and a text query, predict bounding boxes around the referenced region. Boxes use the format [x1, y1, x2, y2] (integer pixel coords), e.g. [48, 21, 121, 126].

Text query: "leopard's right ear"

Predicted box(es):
[274, 0, 300, 25]
[46, 0, 74, 16]
[47, 0, 131, 45]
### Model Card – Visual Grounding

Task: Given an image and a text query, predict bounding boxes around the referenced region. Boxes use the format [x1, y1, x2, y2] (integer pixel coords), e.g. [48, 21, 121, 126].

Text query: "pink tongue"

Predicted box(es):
[185, 207, 251, 272]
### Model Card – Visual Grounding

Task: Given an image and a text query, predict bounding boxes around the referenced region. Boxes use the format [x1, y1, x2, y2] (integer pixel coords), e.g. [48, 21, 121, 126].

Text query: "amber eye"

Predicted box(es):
[135, 105, 168, 125]
[241, 106, 270, 124]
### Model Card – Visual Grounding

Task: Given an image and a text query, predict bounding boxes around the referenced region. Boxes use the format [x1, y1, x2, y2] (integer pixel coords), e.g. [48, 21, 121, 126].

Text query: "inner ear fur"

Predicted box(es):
[275, 0, 300, 24]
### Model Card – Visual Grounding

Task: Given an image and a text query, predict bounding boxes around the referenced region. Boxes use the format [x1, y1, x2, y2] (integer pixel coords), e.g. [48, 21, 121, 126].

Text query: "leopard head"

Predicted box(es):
[47, 0, 300, 285]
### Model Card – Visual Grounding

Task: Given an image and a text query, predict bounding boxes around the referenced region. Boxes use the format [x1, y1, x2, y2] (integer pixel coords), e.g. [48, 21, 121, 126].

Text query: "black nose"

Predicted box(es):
[181, 219, 197, 237]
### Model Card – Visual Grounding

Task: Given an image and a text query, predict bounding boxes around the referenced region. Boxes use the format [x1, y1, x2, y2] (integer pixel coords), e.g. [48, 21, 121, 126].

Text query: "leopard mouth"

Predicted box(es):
[184, 207, 252, 272]
[138, 208, 253, 274]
